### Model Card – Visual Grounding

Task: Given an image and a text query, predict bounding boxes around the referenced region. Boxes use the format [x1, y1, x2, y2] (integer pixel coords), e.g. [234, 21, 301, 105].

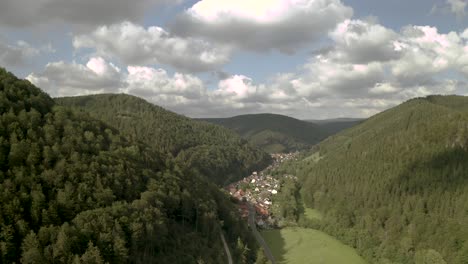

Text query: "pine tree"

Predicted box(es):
[80, 242, 104, 264]
[20, 232, 43, 264]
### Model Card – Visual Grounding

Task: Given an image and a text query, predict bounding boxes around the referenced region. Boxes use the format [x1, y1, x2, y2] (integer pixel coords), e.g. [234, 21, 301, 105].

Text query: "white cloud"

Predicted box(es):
[301, 58, 384, 97]
[27, 57, 122, 97]
[171, 0, 353, 53]
[26, 58, 300, 117]
[215, 75, 257, 99]
[122, 68, 298, 115]
[239, 22, 468, 117]
[74, 22, 232, 72]
[392, 25, 468, 83]
[328, 19, 401, 63]
[27, 59, 210, 113]
[27, 20, 468, 119]
[124, 66, 207, 99]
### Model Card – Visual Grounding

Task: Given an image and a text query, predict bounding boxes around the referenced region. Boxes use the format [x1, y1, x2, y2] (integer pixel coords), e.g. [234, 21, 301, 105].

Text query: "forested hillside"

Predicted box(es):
[0, 68, 258, 263]
[306, 118, 363, 136]
[200, 114, 327, 153]
[285, 95, 468, 263]
[56, 95, 271, 185]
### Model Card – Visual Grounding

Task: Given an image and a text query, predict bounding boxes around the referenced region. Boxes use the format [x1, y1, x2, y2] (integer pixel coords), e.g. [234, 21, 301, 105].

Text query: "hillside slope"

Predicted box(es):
[306, 118, 363, 136]
[56, 94, 271, 185]
[0, 68, 258, 263]
[287, 95, 468, 263]
[200, 114, 327, 153]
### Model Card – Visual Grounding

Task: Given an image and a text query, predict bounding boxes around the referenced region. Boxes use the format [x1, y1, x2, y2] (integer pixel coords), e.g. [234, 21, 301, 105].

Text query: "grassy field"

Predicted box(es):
[261, 228, 367, 264]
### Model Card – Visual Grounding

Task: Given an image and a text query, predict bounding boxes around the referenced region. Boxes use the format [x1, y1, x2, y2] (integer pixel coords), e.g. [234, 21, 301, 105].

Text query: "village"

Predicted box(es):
[224, 152, 298, 229]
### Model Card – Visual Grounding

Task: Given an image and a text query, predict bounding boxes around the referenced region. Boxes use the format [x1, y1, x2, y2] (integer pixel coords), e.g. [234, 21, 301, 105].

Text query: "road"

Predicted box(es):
[220, 231, 233, 264]
[248, 203, 277, 264]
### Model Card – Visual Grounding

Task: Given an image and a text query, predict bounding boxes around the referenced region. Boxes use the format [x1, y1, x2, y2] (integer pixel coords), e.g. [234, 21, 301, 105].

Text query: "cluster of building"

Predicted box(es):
[225, 152, 299, 229]
[264, 152, 299, 171]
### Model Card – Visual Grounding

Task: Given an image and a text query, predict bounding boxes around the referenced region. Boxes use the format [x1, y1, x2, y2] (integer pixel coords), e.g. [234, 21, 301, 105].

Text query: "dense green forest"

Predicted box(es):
[281, 95, 468, 263]
[0, 68, 259, 263]
[200, 114, 328, 153]
[201, 114, 362, 153]
[56, 95, 271, 186]
[306, 118, 363, 137]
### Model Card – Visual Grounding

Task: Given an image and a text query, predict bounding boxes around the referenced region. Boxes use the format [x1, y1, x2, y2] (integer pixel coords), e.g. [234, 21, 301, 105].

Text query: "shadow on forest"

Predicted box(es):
[261, 229, 287, 264]
[389, 147, 468, 195]
[297, 200, 305, 220]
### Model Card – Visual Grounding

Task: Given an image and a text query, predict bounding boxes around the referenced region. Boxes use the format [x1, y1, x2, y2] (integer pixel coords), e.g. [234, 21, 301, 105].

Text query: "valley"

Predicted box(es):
[1, 68, 467, 264]
[219, 95, 468, 264]
[2, 1, 466, 263]
[225, 152, 367, 264]
[225, 153, 298, 229]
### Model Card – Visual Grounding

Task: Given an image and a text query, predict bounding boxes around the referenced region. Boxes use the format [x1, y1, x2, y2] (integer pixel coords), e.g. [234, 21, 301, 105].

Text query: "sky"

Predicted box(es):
[0, 0, 467, 119]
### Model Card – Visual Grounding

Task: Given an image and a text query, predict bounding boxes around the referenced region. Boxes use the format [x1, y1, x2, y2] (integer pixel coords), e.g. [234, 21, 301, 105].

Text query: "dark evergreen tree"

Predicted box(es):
[0, 68, 259, 263]
[56, 94, 271, 185]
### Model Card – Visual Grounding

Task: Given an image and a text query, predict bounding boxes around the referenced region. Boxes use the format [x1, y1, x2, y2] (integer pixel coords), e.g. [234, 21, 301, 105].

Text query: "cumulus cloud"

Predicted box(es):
[315, 20, 468, 88]
[239, 21, 468, 117]
[299, 58, 385, 97]
[391, 25, 468, 83]
[124, 66, 207, 99]
[328, 19, 401, 63]
[73, 22, 232, 72]
[27, 57, 123, 97]
[26, 58, 301, 117]
[26, 59, 209, 111]
[27, 20, 468, 119]
[0, 0, 179, 28]
[171, 0, 353, 53]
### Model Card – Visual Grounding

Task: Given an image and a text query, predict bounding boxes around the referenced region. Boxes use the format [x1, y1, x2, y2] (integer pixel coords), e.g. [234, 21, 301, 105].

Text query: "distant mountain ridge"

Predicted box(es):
[199, 113, 362, 153]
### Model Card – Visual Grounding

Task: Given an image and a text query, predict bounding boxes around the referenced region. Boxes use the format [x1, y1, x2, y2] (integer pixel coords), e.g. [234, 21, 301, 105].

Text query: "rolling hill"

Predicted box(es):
[200, 114, 327, 153]
[56, 94, 271, 185]
[200, 114, 362, 153]
[0, 68, 258, 263]
[284, 95, 468, 263]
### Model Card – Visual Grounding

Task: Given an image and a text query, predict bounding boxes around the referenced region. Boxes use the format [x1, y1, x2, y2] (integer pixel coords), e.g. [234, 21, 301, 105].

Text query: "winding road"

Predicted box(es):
[248, 203, 277, 264]
[220, 232, 233, 264]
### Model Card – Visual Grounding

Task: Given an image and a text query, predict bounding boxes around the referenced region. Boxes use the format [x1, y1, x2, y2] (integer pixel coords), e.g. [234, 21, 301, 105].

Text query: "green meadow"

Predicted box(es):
[261, 228, 367, 264]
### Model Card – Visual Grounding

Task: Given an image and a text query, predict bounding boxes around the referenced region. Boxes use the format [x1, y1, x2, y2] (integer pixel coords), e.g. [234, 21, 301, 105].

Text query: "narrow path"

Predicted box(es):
[248, 203, 277, 264]
[220, 231, 233, 264]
